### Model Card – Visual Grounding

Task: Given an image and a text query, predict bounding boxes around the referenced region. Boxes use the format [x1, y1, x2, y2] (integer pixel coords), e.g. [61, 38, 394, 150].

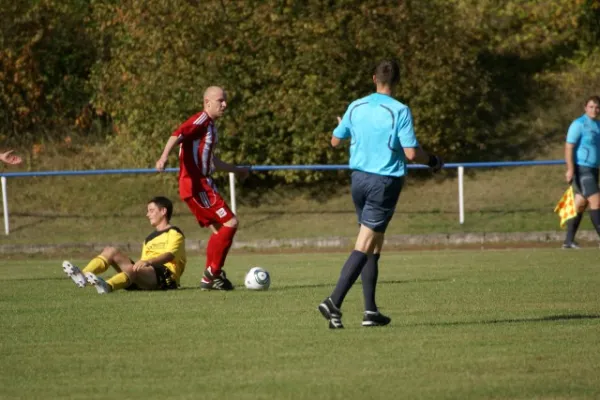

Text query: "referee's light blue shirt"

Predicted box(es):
[566, 114, 600, 168]
[333, 93, 419, 177]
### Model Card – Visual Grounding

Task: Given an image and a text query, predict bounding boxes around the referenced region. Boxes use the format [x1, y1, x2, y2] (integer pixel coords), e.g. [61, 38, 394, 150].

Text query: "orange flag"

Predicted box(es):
[553, 187, 577, 228]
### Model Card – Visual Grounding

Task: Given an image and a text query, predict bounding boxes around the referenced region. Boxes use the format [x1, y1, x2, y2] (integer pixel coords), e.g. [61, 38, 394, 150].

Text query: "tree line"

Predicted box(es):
[1, 0, 599, 183]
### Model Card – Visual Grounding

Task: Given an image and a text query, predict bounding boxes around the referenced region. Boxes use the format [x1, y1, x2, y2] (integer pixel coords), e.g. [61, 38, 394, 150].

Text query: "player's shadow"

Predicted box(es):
[408, 314, 600, 327]
[268, 278, 452, 291]
[11, 276, 66, 282]
[175, 278, 450, 291]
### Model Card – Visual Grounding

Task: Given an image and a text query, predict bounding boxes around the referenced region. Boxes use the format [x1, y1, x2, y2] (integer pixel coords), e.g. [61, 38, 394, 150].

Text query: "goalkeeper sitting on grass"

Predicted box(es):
[61, 196, 186, 294]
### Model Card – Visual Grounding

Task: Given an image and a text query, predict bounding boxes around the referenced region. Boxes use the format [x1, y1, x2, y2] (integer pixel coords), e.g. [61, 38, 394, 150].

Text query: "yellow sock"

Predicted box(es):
[106, 272, 131, 291]
[82, 256, 110, 275]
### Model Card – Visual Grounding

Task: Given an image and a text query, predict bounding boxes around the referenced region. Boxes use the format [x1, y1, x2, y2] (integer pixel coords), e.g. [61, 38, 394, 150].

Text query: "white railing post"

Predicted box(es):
[1, 176, 9, 235]
[228, 172, 237, 215]
[458, 166, 464, 224]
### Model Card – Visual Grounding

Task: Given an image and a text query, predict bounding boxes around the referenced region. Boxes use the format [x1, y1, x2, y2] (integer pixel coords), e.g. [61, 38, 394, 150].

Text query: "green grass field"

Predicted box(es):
[1, 249, 599, 399]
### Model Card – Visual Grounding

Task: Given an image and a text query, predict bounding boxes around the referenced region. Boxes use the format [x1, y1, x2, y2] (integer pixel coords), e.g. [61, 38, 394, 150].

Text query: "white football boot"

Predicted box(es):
[84, 272, 112, 294]
[62, 260, 87, 288]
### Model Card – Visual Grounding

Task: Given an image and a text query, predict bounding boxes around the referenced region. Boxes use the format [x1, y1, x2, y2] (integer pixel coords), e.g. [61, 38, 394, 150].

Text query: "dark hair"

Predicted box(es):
[374, 59, 400, 87]
[149, 196, 173, 221]
[585, 95, 600, 106]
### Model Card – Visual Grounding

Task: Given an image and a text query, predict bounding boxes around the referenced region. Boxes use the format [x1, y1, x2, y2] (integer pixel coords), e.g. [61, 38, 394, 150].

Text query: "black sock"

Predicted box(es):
[330, 250, 368, 308]
[361, 253, 380, 312]
[565, 213, 583, 244]
[589, 209, 600, 237]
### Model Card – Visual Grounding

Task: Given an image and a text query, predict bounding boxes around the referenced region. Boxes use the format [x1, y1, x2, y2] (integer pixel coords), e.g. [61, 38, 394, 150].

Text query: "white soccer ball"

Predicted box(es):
[244, 267, 271, 290]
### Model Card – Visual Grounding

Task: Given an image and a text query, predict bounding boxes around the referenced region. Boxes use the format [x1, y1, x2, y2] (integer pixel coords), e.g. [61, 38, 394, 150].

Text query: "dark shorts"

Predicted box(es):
[125, 264, 178, 291]
[572, 165, 599, 198]
[351, 170, 405, 233]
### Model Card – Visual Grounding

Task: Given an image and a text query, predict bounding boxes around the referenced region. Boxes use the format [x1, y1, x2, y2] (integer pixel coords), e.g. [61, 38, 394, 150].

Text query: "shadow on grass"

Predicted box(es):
[173, 278, 451, 292]
[262, 278, 452, 291]
[411, 314, 600, 327]
[2, 279, 437, 290]
[6, 276, 66, 282]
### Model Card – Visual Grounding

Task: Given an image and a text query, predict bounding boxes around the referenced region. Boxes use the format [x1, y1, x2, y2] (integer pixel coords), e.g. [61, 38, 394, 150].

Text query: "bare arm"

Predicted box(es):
[133, 229, 183, 270]
[132, 252, 175, 271]
[331, 116, 345, 148]
[404, 147, 430, 164]
[565, 143, 576, 183]
[213, 155, 239, 173]
[155, 136, 182, 171]
[404, 147, 443, 172]
[0, 150, 22, 165]
[146, 252, 175, 265]
[214, 155, 250, 179]
[331, 136, 342, 147]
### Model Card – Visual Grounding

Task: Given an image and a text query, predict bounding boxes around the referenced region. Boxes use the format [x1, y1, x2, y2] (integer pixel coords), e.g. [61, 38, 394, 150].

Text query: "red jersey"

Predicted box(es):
[171, 111, 219, 199]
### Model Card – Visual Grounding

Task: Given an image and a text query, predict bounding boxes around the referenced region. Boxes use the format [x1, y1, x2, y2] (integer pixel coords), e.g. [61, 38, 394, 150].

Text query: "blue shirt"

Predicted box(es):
[566, 114, 600, 168]
[333, 93, 418, 177]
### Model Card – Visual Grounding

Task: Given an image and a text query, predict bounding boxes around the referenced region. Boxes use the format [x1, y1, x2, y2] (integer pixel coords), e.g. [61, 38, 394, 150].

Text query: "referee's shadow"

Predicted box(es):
[269, 278, 452, 291]
[175, 278, 451, 291]
[406, 313, 600, 327]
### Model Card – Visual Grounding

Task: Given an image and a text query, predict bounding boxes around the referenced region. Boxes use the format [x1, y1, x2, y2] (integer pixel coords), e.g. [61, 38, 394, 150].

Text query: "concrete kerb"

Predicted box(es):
[2, 230, 598, 254]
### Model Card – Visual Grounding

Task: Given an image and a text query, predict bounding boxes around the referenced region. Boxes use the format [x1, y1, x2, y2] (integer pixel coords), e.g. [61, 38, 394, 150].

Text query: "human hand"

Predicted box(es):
[337, 116, 342, 124]
[565, 169, 574, 184]
[0, 150, 22, 165]
[132, 260, 151, 272]
[427, 154, 444, 173]
[155, 157, 167, 172]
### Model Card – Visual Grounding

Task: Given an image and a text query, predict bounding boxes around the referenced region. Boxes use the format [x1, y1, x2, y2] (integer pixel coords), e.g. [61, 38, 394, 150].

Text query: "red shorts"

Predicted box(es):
[183, 179, 234, 227]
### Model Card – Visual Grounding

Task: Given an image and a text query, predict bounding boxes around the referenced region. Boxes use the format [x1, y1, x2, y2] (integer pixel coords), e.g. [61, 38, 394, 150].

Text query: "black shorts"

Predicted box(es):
[125, 264, 178, 291]
[351, 170, 404, 233]
[572, 165, 599, 198]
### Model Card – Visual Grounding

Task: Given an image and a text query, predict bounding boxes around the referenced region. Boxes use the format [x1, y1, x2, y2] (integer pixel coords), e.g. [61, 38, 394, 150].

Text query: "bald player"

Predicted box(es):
[156, 86, 249, 291]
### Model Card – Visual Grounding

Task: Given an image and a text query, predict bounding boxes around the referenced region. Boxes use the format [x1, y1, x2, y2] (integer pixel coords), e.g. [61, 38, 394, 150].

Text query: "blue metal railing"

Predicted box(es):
[0, 160, 567, 235]
[0, 159, 566, 178]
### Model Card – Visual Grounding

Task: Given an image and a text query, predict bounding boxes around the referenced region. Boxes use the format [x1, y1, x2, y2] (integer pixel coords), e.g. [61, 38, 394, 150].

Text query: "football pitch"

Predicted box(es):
[1, 249, 599, 399]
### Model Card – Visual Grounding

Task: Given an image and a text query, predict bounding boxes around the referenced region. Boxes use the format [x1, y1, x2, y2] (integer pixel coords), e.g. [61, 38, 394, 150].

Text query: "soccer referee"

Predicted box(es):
[318, 59, 443, 329]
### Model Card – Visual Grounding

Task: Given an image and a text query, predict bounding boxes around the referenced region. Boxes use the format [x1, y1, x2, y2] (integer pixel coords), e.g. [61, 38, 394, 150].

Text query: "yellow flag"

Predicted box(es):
[553, 187, 577, 228]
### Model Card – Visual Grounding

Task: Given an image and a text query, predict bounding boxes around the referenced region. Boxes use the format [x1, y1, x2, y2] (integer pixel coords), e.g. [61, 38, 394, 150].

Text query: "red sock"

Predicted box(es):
[203, 234, 219, 282]
[210, 226, 237, 274]
[205, 234, 219, 268]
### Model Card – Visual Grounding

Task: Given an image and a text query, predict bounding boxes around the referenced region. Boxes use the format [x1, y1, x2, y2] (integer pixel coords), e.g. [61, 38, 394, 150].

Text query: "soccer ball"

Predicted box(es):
[244, 267, 271, 290]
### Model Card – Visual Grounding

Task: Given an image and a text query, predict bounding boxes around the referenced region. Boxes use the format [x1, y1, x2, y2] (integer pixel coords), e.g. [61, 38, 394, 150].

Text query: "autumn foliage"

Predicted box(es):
[1, 0, 599, 182]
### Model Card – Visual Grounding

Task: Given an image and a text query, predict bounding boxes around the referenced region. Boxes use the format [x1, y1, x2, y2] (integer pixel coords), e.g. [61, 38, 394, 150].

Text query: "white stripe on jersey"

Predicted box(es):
[193, 113, 207, 125]
[192, 196, 207, 209]
[207, 177, 219, 193]
[200, 192, 210, 207]
[192, 138, 200, 170]
[201, 124, 214, 176]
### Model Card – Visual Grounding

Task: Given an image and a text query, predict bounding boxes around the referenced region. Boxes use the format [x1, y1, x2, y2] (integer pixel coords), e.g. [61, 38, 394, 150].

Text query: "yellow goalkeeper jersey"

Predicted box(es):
[141, 226, 186, 282]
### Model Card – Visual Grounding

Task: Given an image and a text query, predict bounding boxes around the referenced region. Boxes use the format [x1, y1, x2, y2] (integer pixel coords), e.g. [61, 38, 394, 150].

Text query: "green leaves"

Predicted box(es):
[1, 0, 600, 182]
[0, 0, 95, 145]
